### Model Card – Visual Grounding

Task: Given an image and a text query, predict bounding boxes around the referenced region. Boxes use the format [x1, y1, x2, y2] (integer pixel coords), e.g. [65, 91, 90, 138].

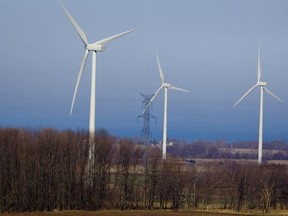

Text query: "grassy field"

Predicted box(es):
[1, 210, 288, 216]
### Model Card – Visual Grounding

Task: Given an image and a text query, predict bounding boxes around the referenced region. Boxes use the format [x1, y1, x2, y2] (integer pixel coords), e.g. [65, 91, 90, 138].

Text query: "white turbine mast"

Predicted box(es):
[233, 47, 282, 164]
[61, 2, 134, 183]
[143, 52, 189, 160]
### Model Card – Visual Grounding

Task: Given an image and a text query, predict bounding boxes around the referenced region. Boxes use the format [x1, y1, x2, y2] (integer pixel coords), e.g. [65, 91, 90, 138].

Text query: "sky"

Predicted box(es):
[1, 0, 288, 142]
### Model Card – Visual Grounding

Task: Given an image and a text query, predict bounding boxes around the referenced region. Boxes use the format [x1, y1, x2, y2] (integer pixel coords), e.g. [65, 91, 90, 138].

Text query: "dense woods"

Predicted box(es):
[1, 128, 288, 214]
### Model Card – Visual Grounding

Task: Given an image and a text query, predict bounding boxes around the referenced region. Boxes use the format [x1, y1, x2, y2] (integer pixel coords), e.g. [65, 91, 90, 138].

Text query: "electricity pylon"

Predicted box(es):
[137, 94, 156, 145]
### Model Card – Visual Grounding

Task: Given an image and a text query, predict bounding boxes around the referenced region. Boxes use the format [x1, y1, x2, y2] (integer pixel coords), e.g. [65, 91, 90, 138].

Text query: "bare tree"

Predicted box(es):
[143, 147, 161, 209]
[90, 129, 114, 210]
[113, 139, 144, 209]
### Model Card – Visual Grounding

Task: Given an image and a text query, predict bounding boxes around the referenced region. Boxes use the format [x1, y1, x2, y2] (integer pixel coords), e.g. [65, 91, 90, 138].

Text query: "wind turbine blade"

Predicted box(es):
[156, 52, 165, 84]
[264, 87, 283, 102]
[233, 84, 258, 107]
[169, 85, 190, 92]
[93, 29, 135, 46]
[258, 47, 261, 82]
[142, 86, 163, 114]
[70, 50, 89, 115]
[61, 2, 89, 45]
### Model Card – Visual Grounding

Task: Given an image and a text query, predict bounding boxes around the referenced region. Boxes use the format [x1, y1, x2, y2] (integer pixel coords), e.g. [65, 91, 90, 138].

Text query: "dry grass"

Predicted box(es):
[1, 210, 288, 216]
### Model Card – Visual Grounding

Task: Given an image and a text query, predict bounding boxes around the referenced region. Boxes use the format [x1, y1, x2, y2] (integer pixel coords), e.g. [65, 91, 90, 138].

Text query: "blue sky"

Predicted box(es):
[1, 0, 288, 142]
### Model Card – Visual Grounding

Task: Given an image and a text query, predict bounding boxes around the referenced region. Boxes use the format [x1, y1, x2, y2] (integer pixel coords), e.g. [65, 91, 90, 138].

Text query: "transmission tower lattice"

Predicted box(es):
[137, 93, 156, 145]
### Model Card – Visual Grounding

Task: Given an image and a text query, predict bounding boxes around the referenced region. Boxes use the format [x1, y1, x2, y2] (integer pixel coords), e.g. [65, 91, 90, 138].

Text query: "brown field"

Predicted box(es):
[1, 210, 288, 216]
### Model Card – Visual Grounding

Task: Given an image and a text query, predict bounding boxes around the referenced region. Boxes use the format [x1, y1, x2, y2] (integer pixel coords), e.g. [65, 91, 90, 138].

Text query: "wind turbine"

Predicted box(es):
[61, 2, 134, 182]
[233, 48, 282, 164]
[144, 53, 189, 160]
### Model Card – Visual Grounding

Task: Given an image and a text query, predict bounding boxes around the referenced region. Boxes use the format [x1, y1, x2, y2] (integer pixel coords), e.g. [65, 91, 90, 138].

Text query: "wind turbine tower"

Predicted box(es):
[61, 2, 134, 184]
[137, 94, 156, 145]
[233, 47, 282, 164]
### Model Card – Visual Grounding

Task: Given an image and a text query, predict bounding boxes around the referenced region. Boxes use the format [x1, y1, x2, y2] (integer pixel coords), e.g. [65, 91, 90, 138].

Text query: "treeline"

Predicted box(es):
[1, 128, 288, 214]
[168, 140, 288, 160]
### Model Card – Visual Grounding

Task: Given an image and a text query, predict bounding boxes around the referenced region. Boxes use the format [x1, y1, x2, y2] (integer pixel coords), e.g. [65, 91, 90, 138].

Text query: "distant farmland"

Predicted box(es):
[167, 140, 288, 160]
[219, 147, 285, 156]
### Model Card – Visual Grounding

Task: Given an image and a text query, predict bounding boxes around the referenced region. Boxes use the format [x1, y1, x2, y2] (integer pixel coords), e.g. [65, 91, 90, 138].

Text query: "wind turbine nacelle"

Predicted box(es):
[163, 83, 171, 88]
[257, 81, 267, 86]
[86, 44, 105, 52]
